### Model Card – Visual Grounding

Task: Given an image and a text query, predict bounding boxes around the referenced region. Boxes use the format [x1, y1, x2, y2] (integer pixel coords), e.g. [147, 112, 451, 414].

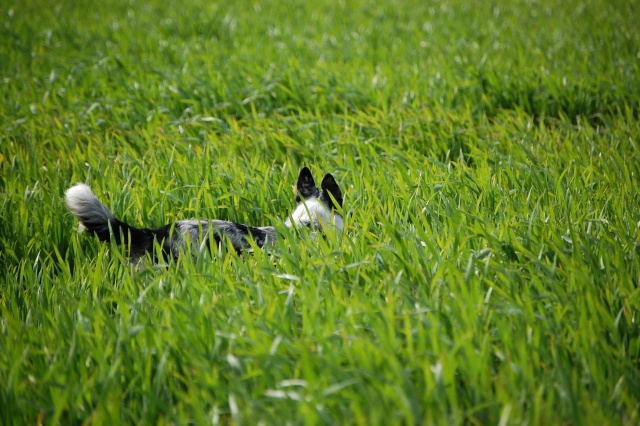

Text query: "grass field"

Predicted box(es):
[2, 0, 640, 423]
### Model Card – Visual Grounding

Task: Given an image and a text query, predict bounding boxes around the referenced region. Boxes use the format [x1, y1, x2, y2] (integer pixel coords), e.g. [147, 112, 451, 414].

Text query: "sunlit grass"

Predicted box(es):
[1, 0, 639, 424]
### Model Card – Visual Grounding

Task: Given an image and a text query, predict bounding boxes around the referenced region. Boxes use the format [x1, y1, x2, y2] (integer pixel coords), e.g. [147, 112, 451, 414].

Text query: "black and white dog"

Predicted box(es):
[65, 167, 344, 262]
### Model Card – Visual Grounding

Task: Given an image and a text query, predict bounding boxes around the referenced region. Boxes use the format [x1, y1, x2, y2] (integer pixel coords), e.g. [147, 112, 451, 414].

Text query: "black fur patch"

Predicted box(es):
[320, 173, 343, 210]
[296, 167, 320, 200]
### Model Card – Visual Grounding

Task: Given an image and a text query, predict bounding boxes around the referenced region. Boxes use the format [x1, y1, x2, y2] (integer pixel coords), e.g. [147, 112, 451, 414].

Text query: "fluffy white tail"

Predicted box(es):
[65, 184, 116, 235]
[65, 183, 158, 261]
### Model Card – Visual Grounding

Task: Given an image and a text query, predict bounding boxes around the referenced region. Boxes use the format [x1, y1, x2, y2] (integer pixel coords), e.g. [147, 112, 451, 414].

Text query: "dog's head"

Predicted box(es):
[285, 167, 344, 233]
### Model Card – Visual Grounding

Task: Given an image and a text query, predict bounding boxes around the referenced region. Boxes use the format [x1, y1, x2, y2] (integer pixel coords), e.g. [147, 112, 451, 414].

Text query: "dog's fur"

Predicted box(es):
[65, 167, 344, 262]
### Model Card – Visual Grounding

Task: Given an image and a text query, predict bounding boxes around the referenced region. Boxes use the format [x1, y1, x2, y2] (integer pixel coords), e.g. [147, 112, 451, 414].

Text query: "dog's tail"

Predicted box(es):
[65, 184, 154, 259]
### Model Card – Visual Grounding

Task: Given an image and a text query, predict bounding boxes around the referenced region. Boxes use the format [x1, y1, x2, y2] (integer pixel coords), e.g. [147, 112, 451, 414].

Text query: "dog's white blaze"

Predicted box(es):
[285, 198, 344, 232]
[332, 213, 344, 232]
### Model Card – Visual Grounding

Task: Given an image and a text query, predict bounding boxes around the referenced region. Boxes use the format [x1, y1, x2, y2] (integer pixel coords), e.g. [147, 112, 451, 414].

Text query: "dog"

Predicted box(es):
[65, 167, 344, 262]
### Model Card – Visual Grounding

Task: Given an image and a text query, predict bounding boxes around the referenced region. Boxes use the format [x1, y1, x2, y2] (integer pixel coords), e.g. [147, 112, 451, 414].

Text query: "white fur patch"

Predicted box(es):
[65, 183, 95, 211]
[332, 214, 344, 232]
[285, 198, 344, 233]
[65, 183, 115, 225]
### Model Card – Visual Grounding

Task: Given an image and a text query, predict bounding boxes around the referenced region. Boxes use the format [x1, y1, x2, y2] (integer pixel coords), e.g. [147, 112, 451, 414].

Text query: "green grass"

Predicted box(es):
[2, 0, 640, 423]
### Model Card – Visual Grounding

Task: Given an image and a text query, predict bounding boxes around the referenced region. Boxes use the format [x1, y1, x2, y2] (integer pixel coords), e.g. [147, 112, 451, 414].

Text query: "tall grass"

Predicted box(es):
[1, 0, 639, 424]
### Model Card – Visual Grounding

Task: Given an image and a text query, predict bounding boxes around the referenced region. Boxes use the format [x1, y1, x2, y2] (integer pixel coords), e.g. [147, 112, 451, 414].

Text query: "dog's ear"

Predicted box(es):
[296, 167, 317, 200]
[321, 173, 343, 208]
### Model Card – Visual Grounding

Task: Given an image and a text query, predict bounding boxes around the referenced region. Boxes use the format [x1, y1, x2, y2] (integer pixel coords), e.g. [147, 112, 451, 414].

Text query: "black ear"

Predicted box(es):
[321, 173, 343, 208]
[296, 167, 317, 200]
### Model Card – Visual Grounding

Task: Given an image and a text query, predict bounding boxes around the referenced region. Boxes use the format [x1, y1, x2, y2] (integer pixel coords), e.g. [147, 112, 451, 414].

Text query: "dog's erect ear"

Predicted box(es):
[321, 173, 343, 208]
[296, 167, 317, 200]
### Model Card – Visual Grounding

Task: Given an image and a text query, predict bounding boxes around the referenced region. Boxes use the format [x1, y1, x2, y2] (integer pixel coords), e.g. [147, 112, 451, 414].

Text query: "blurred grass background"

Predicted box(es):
[1, 0, 639, 424]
